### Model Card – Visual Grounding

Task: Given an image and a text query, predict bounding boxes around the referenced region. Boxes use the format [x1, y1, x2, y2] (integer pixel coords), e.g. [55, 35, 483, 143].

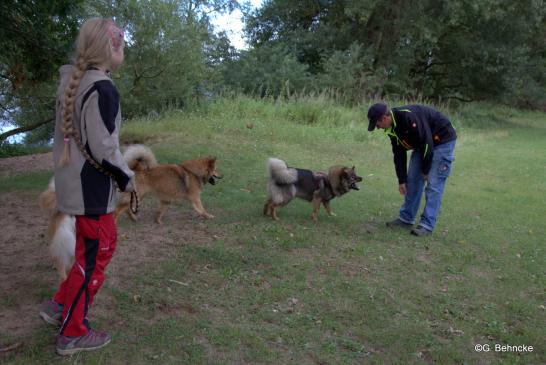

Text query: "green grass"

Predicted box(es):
[1, 96, 545, 364]
[0, 171, 51, 191]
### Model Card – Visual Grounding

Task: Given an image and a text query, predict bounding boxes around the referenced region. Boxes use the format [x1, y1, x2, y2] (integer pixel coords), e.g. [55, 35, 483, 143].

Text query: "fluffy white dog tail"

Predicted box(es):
[38, 178, 76, 280]
[49, 214, 76, 278]
[123, 144, 158, 171]
[267, 158, 297, 184]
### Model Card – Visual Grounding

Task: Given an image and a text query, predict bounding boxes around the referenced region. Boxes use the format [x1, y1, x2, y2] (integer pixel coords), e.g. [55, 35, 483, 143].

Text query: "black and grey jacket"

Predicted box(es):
[387, 105, 457, 184]
[53, 65, 134, 216]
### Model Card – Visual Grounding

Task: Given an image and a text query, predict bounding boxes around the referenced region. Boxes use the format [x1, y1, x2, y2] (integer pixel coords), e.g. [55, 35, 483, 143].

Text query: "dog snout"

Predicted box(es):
[209, 171, 223, 185]
[350, 175, 363, 190]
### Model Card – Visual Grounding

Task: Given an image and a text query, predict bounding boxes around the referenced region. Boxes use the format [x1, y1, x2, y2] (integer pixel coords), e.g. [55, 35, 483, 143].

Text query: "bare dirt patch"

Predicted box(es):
[0, 186, 220, 351]
[0, 190, 51, 340]
[0, 152, 53, 178]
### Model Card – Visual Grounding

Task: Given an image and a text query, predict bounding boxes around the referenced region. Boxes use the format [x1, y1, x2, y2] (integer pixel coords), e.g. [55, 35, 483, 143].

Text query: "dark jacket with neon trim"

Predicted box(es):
[387, 105, 457, 184]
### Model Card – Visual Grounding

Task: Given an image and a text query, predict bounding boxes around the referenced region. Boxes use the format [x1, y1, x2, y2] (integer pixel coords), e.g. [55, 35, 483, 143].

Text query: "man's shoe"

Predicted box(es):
[56, 329, 111, 356]
[411, 226, 432, 236]
[386, 218, 413, 229]
[39, 300, 63, 326]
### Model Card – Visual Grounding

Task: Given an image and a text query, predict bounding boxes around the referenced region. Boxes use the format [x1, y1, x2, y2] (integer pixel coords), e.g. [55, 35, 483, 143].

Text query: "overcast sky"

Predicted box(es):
[211, 0, 263, 50]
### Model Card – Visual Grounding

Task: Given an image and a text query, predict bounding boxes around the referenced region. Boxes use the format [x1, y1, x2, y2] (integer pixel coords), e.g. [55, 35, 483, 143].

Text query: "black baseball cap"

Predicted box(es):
[367, 103, 388, 131]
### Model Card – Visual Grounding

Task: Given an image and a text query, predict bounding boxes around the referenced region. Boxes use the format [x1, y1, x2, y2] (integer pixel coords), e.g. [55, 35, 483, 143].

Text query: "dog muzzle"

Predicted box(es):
[350, 176, 363, 190]
[208, 175, 223, 185]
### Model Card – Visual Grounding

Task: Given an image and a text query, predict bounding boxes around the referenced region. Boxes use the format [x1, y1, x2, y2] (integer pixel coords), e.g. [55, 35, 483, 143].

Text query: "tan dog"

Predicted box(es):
[38, 179, 76, 282]
[114, 145, 222, 224]
[263, 158, 363, 221]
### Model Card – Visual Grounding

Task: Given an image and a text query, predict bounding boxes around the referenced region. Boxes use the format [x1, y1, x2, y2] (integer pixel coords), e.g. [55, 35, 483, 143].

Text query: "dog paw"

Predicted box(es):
[329, 212, 337, 217]
[202, 213, 215, 219]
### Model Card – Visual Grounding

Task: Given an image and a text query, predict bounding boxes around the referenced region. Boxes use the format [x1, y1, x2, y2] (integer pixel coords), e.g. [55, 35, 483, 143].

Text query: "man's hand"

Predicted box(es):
[399, 183, 407, 195]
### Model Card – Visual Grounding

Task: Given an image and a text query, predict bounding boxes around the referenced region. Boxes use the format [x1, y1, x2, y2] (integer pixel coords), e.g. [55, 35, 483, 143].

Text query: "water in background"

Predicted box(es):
[0, 123, 24, 144]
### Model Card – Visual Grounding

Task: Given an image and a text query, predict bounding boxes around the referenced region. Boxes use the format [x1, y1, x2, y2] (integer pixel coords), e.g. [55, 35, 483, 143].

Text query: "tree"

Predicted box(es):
[1, 0, 241, 143]
[71, 0, 242, 117]
[221, 42, 311, 97]
[0, 0, 83, 143]
[243, 0, 546, 107]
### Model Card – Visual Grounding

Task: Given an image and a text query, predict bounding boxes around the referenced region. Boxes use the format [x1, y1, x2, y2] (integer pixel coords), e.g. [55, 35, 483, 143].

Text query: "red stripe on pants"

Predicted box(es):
[54, 213, 117, 337]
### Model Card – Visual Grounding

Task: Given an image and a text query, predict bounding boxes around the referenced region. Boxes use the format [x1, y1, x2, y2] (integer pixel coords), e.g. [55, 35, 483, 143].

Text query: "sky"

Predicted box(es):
[210, 0, 263, 50]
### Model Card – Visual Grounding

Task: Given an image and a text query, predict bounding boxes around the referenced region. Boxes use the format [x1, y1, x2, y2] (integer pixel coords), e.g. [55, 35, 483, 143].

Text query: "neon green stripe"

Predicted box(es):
[424, 144, 429, 156]
[390, 110, 397, 127]
[384, 110, 404, 145]
[384, 111, 397, 136]
[399, 109, 412, 113]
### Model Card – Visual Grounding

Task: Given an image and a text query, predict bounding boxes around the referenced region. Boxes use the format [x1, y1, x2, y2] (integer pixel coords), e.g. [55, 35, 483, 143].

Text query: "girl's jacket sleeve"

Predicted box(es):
[82, 80, 134, 192]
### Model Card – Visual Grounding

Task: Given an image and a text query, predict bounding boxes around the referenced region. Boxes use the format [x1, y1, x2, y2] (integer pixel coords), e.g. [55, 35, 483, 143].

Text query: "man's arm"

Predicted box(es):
[413, 114, 434, 177]
[391, 137, 408, 184]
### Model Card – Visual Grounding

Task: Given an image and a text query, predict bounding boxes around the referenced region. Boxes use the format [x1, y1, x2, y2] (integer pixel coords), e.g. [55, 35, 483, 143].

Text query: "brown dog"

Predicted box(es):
[263, 158, 363, 221]
[115, 145, 222, 224]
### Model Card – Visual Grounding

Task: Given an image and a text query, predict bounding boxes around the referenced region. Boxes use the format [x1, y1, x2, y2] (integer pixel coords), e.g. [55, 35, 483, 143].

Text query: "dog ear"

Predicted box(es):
[182, 159, 208, 178]
[207, 156, 217, 167]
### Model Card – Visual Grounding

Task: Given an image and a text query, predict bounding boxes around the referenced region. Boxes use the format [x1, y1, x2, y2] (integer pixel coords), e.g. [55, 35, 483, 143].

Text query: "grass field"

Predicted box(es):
[0, 96, 545, 364]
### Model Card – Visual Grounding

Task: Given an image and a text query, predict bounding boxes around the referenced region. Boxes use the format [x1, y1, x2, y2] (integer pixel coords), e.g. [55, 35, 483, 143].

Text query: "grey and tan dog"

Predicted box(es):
[263, 158, 363, 221]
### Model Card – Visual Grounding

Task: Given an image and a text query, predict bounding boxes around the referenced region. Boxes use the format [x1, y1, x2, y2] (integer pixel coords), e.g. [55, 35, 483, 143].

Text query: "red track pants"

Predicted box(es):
[54, 213, 117, 337]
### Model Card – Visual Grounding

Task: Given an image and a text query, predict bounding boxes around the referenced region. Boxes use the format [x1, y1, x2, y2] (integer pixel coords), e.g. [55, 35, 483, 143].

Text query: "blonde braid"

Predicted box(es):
[59, 56, 87, 167]
[59, 57, 115, 178]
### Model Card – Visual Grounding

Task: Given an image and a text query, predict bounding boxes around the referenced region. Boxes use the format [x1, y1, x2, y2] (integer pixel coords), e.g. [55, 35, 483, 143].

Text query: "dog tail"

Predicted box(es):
[38, 178, 57, 217]
[38, 178, 76, 277]
[123, 144, 158, 171]
[49, 213, 76, 277]
[267, 158, 297, 184]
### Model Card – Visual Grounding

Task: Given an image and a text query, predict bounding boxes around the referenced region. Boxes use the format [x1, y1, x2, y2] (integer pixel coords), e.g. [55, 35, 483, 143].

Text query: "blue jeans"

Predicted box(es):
[398, 140, 456, 231]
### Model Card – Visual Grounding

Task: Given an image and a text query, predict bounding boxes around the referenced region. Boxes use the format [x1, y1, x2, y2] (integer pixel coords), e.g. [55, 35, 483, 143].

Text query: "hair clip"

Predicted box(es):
[107, 24, 124, 49]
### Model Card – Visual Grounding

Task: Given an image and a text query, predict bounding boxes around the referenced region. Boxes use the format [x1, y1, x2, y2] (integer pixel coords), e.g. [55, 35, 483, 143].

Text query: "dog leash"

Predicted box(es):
[129, 190, 139, 214]
[67, 129, 139, 215]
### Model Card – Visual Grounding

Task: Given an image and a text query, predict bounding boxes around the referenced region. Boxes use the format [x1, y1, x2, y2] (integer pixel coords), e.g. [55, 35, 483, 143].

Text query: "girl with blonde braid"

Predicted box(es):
[38, 17, 134, 356]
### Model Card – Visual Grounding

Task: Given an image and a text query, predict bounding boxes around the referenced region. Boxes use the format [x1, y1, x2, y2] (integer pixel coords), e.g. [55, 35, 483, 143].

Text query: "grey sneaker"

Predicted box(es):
[56, 329, 111, 356]
[386, 218, 413, 229]
[39, 300, 63, 326]
[411, 226, 432, 236]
